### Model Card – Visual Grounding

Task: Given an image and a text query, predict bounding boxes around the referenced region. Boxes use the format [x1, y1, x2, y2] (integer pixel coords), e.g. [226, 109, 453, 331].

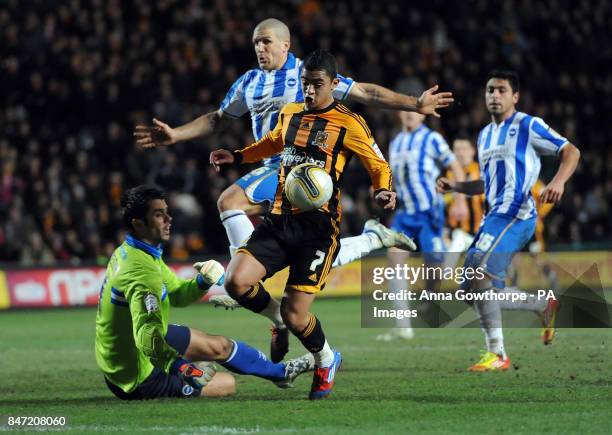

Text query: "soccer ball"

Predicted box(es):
[284, 163, 333, 211]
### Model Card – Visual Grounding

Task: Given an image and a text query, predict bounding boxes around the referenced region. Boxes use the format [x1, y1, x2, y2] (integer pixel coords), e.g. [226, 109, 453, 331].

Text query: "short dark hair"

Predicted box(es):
[487, 69, 520, 93]
[121, 185, 166, 231]
[303, 49, 337, 79]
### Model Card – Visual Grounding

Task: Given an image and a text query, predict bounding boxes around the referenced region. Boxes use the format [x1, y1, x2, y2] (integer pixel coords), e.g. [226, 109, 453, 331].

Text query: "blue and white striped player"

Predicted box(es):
[135, 18, 454, 362]
[377, 110, 468, 342]
[438, 70, 580, 371]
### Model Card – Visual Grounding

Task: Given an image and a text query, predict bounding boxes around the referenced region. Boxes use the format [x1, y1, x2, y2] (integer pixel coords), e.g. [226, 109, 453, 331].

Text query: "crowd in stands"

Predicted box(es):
[1, 0, 610, 265]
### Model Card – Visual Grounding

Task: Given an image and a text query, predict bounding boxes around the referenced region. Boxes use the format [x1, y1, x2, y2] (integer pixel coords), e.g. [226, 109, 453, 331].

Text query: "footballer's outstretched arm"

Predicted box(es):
[210, 110, 285, 171]
[540, 143, 580, 203]
[341, 115, 396, 209]
[163, 261, 225, 307]
[437, 178, 485, 196]
[348, 83, 454, 118]
[134, 109, 225, 148]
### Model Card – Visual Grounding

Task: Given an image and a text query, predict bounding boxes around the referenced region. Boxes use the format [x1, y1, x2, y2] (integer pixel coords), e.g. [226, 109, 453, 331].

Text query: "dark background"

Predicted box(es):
[1, 0, 610, 265]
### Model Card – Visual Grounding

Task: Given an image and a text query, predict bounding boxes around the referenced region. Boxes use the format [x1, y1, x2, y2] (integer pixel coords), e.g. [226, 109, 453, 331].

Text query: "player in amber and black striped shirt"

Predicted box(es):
[444, 137, 486, 254]
[210, 50, 401, 400]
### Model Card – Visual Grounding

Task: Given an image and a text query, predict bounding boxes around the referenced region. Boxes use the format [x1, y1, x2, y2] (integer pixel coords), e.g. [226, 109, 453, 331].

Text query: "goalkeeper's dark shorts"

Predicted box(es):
[104, 324, 200, 400]
[237, 211, 340, 294]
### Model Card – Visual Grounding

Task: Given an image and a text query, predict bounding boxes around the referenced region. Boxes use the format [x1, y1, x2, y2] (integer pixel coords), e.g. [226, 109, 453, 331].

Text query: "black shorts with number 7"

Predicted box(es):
[237, 211, 340, 294]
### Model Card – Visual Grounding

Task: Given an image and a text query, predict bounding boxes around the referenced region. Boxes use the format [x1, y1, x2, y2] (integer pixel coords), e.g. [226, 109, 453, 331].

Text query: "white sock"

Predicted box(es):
[259, 295, 284, 328]
[331, 233, 379, 267]
[220, 210, 254, 257]
[314, 340, 334, 367]
[390, 276, 411, 328]
[498, 286, 547, 313]
[474, 291, 506, 358]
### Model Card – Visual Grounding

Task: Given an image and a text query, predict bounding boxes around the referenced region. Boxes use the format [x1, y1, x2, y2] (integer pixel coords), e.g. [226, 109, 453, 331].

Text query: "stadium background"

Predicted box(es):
[1, 2, 611, 433]
[1, 0, 611, 268]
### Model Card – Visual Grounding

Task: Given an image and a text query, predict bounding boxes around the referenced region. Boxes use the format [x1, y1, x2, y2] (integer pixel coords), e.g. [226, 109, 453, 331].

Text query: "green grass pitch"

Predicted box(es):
[1, 298, 611, 434]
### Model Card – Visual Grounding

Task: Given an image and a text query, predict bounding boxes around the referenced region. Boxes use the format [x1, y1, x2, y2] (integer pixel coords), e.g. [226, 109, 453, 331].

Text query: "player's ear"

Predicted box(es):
[512, 91, 519, 104]
[131, 218, 146, 233]
[282, 39, 290, 53]
[331, 77, 340, 89]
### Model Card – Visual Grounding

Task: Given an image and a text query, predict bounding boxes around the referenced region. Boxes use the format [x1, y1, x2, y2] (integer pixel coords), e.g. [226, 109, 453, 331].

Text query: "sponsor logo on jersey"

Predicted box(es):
[281, 146, 326, 168]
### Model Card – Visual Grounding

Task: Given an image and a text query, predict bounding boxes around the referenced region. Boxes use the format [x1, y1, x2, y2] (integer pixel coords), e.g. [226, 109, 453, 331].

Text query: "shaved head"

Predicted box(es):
[252, 18, 291, 70]
[254, 18, 290, 42]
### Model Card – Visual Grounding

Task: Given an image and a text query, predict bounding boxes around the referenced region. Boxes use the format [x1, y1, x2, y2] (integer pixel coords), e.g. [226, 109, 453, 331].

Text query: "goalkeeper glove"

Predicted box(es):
[170, 358, 216, 389]
[193, 260, 225, 290]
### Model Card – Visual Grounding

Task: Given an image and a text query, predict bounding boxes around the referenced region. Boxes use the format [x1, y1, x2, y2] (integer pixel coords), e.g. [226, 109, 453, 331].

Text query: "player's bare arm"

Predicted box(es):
[348, 83, 454, 117]
[540, 143, 580, 203]
[134, 109, 224, 148]
[437, 178, 485, 196]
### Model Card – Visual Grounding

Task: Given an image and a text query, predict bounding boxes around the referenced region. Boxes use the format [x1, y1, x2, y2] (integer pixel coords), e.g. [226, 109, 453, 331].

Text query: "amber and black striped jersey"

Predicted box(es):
[445, 161, 485, 235]
[531, 179, 554, 250]
[236, 101, 392, 220]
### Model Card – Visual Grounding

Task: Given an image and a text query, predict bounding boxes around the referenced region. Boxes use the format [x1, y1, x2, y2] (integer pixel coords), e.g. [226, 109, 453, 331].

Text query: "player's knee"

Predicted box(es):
[225, 267, 258, 298]
[224, 271, 246, 298]
[202, 372, 236, 397]
[208, 336, 234, 361]
[280, 304, 308, 332]
[217, 185, 245, 213]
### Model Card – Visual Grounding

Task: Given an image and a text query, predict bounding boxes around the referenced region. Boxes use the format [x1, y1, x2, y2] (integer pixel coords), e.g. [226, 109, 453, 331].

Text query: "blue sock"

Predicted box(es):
[221, 340, 285, 381]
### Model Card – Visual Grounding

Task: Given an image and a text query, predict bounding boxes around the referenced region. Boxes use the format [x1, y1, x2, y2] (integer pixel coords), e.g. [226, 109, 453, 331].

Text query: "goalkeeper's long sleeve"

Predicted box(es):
[161, 262, 210, 308]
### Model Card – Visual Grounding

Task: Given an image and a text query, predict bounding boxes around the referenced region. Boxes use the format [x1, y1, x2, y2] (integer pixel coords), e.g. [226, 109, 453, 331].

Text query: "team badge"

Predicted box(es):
[182, 384, 194, 395]
[312, 130, 329, 148]
[509, 128, 517, 137]
[144, 294, 159, 314]
[286, 78, 297, 87]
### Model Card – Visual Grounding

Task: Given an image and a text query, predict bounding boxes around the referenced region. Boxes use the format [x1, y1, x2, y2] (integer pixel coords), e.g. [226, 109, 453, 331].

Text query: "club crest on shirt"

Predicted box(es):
[286, 77, 297, 87]
[509, 128, 517, 137]
[312, 130, 329, 148]
[144, 293, 159, 314]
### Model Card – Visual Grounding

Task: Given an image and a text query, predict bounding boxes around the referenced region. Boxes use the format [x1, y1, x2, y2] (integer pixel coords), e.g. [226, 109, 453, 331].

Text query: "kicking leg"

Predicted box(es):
[332, 219, 416, 267]
[217, 183, 266, 256]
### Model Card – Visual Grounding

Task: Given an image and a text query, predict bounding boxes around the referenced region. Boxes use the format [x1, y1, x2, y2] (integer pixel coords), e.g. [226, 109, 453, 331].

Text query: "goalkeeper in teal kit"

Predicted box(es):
[95, 185, 312, 399]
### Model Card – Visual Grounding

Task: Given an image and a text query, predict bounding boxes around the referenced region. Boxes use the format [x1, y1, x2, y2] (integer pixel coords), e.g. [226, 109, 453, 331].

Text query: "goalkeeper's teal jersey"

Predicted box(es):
[95, 235, 205, 393]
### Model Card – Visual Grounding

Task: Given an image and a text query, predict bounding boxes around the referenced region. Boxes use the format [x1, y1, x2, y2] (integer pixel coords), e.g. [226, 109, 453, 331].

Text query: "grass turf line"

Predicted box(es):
[0, 298, 610, 434]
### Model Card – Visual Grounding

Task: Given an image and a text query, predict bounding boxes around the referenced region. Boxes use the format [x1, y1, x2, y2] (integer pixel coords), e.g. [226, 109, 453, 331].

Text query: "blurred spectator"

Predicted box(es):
[1, 0, 610, 265]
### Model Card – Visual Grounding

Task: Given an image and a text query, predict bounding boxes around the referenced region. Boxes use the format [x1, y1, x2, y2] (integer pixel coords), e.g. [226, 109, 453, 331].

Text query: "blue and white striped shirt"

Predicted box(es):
[389, 125, 455, 214]
[477, 111, 568, 220]
[220, 52, 354, 165]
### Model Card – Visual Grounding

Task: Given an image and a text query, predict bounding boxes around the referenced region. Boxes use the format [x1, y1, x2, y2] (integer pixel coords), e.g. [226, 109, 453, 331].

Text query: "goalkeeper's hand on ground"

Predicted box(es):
[193, 260, 225, 290]
[170, 358, 216, 389]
